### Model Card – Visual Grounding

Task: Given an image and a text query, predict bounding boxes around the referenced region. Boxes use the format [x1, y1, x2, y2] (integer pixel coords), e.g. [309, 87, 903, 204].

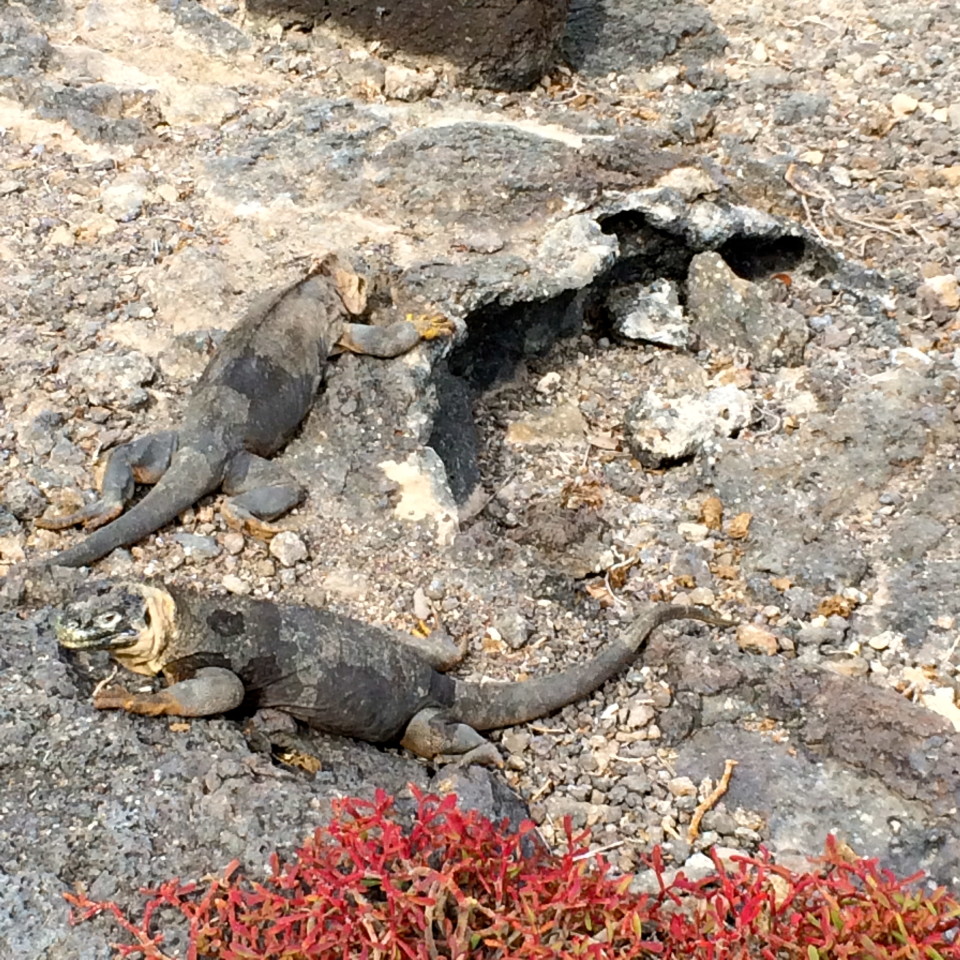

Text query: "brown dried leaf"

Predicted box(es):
[585, 580, 616, 606]
[277, 751, 322, 774]
[560, 476, 605, 509]
[817, 594, 857, 618]
[726, 512, 752, 540]
[585, 431, 621, 451]
[701, 496, 724, 530]
[482, 633, 506, 654]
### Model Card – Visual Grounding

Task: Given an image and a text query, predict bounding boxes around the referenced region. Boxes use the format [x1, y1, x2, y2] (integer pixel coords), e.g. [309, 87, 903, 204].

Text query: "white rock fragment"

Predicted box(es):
[919, 274, 960, 311]
[667, 776, 697, 797]
[678, 522, 710, 542]
[626, 704, 656, 729]
[222, 531, 246, 555]
[535, 371, 562, 394]
[384, 64, 437, 101]
[379, 449, 460, 546]
[223, 574, 250, 595]
[890, 92, 919, 116]
[608, 278, 690, 347]
[412, 586, 431, 621]
[505, 403, 586, 446]
[653, 165, 720, 201]
[100, 172, 150, 222]
[534, 214, 619, 288]
[625, 382, 752, 468]
[269, 531, 309, 567]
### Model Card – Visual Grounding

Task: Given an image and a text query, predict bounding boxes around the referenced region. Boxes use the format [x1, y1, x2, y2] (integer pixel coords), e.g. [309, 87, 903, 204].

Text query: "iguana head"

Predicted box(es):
[55, 582, 177, 675]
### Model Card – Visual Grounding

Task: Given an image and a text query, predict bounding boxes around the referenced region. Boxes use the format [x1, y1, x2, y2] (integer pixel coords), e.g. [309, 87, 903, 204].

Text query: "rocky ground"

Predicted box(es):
[1, 0, 959, 955]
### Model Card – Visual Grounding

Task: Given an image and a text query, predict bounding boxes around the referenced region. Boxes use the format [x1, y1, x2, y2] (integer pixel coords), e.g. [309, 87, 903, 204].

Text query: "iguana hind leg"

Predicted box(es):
[221, 451, 305, 538]
[395, 627, 467, 672]
[37, 431, 178, 531]
[93, 667, 245, 717]
[401, 707, 503, 767]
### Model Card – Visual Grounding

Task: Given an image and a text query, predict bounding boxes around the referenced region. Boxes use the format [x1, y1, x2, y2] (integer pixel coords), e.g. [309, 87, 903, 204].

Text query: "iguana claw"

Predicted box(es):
[404, 312, 455, 340]
[220, 501, 288, 539]
[92, 684, 135, 711]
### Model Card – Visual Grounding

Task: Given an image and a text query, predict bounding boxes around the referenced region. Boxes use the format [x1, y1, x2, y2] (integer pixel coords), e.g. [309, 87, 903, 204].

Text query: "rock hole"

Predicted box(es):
[429, 216, 824, 506]
[599, 211, 696, 285]
[716, 234, 807, 280]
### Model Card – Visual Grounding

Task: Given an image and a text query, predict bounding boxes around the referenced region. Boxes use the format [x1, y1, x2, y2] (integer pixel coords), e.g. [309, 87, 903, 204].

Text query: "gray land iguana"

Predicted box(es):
[55, 581, 730, 765]
[37, 254, 450, 568]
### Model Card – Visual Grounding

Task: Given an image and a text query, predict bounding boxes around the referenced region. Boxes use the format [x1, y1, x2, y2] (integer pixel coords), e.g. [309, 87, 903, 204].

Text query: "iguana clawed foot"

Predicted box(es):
[92, 683, 149, 713]
[220, 501, 290, 539]
[405, 312, 455, 341]
[92, 668, 245, 718]
[36, 499, 124, 532]
[400, 706, 504, 767]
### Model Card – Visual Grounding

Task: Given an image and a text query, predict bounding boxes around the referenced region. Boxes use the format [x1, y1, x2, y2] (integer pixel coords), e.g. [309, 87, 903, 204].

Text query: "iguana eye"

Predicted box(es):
[95, 612, 122, 631]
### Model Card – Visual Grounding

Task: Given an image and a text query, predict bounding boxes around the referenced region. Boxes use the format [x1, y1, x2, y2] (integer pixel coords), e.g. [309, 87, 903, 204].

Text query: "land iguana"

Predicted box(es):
[55, 581, 730, 765]
[37, 254, 450, 568]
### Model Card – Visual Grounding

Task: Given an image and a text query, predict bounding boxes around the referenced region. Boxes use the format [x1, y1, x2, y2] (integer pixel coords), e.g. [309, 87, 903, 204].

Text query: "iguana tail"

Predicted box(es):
[51, 450, 222, 568]
[451, 605, 730, 732]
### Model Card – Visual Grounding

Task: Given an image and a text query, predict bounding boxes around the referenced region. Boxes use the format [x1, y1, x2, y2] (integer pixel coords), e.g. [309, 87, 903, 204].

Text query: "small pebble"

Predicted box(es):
[667, 776, 697, 797]
[222, 574, 250, 595]
[736, 623, 780, 656]
[171, 533, 220, 559]
[269, 531, 308, 567]
[890, 92, 919, 116]
[222, 531, 245, 555]
[626, 704, 656, 729]
[824, 656, 870, 678]
[412, 587, 431, 620]
[678, 522, 710, 542]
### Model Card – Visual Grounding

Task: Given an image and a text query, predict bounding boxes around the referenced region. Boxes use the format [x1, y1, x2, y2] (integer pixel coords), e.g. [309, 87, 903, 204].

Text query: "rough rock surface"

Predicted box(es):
[1, 0, 960, 953]
[246, 0, 570, 90]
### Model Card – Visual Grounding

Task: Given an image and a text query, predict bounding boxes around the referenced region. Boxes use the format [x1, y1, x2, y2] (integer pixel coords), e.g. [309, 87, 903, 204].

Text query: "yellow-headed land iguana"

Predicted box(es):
[37, 254, 450, 568]
[55, 581, 730, 765]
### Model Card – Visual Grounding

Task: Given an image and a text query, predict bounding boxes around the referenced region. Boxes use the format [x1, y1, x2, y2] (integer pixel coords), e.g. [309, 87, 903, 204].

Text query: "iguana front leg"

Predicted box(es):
[220, 451, 305, 538]
[401, 707, 503, 767]
[37, 431, 178, 531]
[336, 314, 454, 358]
[92, 667, 245, 718]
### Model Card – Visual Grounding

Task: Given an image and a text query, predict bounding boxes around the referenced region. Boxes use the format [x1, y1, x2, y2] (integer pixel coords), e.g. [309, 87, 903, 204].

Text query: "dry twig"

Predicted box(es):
[687, 759, 738, 842]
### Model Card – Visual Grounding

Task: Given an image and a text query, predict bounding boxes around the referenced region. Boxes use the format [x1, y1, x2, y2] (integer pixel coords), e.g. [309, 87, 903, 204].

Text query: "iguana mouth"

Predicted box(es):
[55, 616, 141, 649]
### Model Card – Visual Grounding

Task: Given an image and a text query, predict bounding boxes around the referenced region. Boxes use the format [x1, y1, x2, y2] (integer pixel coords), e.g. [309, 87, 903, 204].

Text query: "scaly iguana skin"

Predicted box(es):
[55, 582, 730, 765]
[38, 254, 450, 568]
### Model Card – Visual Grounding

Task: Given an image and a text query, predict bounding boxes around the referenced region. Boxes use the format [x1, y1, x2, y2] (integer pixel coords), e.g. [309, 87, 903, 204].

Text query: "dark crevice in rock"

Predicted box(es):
[717, 233, 807, 280]
[431, 214, 836, 504]
[446, 288, 591, 391]
[600, 212, 696, 284]
[427, 362, 482, 507]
